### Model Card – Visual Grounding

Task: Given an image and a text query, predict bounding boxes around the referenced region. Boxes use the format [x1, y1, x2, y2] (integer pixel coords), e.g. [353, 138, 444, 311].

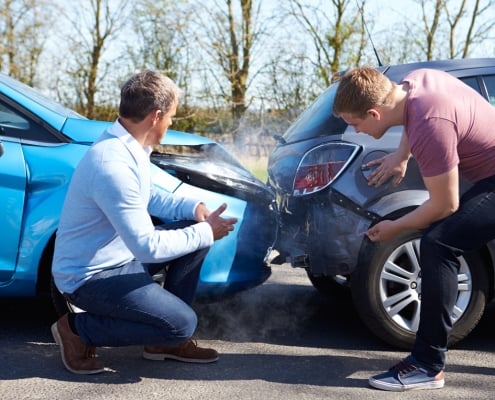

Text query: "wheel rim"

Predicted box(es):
[379, 238, 472, 333]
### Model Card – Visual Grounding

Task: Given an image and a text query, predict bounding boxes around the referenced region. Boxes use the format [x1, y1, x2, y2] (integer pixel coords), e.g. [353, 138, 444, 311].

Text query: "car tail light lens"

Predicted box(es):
[293, 143, 359, 196]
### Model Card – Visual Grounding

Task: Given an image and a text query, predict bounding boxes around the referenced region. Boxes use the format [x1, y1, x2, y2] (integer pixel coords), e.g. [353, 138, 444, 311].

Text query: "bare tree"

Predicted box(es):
[233, 0, 371, 138]
[193, 0, 269, 131]
[403, 0, 495, 61]
[0, 0, 54, 86]
[444, 0, 495, 58]
[420, 0, 444, 60]
[285, 0, 368, 88]
[262, 50, 316, 117]
[128, 0, 194, 105]
[59, 0, 131, 119]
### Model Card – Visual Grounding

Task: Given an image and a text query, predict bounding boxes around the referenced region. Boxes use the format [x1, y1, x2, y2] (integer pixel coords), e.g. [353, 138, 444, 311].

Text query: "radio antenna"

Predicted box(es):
[356, 1, 383, 66]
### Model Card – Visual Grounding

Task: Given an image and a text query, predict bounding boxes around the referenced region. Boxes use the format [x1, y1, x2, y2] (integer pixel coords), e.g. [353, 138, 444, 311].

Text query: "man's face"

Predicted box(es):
[150, 102, 178, 145]
[339, 109, 387, 139]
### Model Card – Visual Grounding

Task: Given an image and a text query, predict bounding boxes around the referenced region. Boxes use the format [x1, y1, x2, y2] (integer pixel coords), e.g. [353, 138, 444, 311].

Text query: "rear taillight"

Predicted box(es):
[293, 143, 359, 196]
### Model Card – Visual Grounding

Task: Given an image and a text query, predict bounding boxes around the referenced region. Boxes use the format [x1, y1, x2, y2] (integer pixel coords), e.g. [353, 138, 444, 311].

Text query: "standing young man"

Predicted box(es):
[51, 70, 237, 374]
[333, 66, 495, 391]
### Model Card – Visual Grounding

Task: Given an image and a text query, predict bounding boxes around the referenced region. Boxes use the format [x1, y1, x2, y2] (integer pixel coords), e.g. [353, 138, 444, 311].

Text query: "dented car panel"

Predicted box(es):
[151, 144, 278, 296]
[268, 58, 495, 278]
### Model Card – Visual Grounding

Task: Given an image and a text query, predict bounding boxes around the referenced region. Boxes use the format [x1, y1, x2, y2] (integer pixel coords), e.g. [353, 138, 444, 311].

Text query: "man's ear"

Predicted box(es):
[151, 109, 162, 124]
[367, 108, 381, 120]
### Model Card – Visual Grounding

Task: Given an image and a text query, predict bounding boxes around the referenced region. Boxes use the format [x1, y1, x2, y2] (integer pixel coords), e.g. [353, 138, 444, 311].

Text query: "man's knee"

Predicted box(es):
[165, 308, 198, 341]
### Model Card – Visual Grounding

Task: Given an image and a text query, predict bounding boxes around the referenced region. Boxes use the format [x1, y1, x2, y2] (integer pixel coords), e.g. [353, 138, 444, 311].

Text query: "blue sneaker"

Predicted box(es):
[369, 356, 445, 391]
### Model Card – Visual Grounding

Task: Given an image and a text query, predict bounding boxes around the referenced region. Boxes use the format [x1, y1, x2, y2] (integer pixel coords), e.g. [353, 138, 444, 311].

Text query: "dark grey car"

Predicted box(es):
[267, 58, 495, 349]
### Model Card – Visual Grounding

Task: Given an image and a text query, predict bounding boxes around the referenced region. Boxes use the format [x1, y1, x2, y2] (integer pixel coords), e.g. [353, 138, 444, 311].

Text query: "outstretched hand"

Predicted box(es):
[205, 203, 238, 240]
[366, 152, 408, 188]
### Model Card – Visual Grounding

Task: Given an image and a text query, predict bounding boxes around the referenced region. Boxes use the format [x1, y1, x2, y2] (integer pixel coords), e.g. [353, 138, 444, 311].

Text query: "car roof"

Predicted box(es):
[382, 58, 495, 81]
[0, 72, 83, 131]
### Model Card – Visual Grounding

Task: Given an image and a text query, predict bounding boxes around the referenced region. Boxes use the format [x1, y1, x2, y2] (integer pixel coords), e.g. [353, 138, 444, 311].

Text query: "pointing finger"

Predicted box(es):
[210, 203, 227, 217]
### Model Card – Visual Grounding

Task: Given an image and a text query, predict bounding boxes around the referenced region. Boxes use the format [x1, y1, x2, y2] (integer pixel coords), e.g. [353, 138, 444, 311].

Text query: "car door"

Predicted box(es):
[0, 103, 28, 282]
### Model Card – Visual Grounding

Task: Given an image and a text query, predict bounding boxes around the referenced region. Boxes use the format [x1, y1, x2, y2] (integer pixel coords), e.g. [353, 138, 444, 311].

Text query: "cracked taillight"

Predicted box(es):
[293, 143, 359, 196]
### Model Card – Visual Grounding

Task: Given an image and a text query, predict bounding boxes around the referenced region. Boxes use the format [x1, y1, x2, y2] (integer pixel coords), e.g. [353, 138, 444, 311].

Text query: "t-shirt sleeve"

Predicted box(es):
[407, 117, 459, 177]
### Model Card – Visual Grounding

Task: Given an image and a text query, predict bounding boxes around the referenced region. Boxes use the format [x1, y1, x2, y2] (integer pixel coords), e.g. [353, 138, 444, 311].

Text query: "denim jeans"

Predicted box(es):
[412, 174, 495, 372]
[65, 225, 210, 348]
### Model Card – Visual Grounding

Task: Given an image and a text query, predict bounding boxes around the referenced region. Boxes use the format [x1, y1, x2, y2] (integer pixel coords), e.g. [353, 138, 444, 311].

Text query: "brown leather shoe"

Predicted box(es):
[143, 339, 219, 363]
[51, 314, 104, 374]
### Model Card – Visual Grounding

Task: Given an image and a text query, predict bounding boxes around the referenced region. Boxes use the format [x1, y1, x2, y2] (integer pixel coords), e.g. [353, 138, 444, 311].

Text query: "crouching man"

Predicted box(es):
[51, 70, 237, 374]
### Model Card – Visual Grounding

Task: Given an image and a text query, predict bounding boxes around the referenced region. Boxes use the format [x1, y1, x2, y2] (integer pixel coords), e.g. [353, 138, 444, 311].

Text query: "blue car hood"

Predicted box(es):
[61, 117, 215, 146]
[61, 118, 111, 143]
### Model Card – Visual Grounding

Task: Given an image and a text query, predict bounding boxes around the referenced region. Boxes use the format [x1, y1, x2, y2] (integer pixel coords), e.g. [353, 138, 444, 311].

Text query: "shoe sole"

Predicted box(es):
[142, 351, 219, 364]
[369, 377, 445, 392]
[51, 322, 105, 375]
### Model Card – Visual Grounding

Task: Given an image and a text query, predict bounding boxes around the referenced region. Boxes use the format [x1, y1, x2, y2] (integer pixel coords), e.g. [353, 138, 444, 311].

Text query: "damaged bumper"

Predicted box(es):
[150, 142, 279, 297]
[274, 189, 378, 276]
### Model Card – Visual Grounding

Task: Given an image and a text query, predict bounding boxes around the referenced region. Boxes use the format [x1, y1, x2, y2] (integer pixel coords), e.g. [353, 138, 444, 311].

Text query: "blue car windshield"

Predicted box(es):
[282, 82, 347, 143]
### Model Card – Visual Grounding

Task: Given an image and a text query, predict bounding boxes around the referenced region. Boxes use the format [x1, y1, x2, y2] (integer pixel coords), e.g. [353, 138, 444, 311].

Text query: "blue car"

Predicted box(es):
[0, 73, 277, 313]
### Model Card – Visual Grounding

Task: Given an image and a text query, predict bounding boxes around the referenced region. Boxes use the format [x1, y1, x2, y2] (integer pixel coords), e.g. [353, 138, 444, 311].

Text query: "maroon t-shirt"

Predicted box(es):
[403, 68, 495, 183]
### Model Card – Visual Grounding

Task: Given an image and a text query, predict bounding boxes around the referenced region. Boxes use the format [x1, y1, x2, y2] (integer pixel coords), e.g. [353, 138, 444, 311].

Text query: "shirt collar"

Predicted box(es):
[108, 119, 153, 156]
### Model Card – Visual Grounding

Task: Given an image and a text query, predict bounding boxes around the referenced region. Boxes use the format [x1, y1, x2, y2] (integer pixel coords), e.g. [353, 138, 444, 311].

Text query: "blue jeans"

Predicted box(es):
[412, 174, 495, 372]
[65, 228, 210, 348]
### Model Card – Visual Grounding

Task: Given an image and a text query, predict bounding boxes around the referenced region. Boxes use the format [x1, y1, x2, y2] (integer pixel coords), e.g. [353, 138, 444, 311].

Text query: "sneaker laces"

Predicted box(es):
[394, 360, 417, 376]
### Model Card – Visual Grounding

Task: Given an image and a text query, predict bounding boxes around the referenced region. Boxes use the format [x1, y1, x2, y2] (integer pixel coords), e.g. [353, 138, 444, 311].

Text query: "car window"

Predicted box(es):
[459, 76, 480, 93]
[0, 73, 83, 119]
[282, 83, 348, 143]
[0, 103, 29, 131]
[482, 75, 495, 106]
[0, 101, 59, 143]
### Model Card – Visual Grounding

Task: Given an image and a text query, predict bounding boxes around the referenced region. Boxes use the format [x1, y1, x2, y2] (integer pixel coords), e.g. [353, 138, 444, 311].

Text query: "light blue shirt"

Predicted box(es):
[52, 120, 213, 294]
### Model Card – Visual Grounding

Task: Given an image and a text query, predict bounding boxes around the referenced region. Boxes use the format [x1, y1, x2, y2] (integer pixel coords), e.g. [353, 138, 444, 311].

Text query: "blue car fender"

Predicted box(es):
[150, 163, 246, 284]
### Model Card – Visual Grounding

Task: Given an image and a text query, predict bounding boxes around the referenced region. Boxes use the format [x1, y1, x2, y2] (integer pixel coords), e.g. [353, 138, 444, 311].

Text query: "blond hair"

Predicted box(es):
[333, 67, 394, 118]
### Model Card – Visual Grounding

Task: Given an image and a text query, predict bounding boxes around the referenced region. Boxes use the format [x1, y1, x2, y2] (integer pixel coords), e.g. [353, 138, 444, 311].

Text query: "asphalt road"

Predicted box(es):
[1, 265, 494, 400]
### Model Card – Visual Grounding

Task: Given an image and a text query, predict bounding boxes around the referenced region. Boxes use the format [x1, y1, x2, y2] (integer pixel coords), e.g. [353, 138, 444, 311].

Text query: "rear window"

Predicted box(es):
[460, 76, 480, 93]
[483, 75, 495, 105]
[282, 83, 347, 143]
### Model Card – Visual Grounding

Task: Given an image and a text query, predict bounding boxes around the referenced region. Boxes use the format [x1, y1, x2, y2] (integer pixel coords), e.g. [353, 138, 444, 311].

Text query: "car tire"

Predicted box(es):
[351, 230, 489, 349]
[306, 270, 351, 300]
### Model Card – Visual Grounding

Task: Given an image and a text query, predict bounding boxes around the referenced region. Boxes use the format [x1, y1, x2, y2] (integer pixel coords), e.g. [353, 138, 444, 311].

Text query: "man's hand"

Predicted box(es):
[365, 219, 402, 242]
[194, 202, 210, 222]
[366, 151, 409, 187]
[205, 203, 238, 240]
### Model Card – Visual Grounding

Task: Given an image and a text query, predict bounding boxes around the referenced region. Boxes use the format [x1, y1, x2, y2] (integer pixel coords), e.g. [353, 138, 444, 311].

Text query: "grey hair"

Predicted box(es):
[119, 70, 181, 122]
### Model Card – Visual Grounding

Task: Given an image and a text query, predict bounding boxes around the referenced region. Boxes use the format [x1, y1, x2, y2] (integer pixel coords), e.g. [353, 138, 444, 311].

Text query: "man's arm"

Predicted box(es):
[148, 185, 199, 221]
[367, 131, 411, 187]
[366, 166, 459, 242]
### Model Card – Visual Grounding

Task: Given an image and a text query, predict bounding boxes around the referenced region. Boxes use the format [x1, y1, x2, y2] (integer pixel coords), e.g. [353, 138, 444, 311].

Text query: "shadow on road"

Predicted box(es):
[0, 267, 494, 390]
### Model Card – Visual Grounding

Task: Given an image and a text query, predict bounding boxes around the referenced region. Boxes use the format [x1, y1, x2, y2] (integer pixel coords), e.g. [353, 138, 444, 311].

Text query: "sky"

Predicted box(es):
[362, 0, 494, 59]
